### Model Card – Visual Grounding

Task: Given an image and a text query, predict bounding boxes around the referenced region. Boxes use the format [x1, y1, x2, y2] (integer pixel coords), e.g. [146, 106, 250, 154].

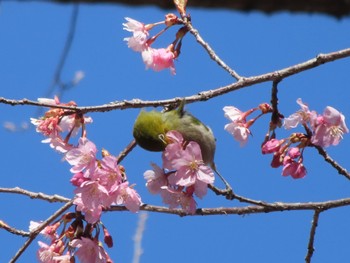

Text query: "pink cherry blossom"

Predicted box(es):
[288, 147, 301, 159]
[142, 47, 176, 74]
[41, 136, 73, 153]
[110, 182, 142, 213]
[162, 130, 184, 169]
[166, 141, 214, 187]
[144, 163, 168, 194]
[73, 180, 110, 223]
[261, 138, 283, 154]
[223, 106, 252, 146]
[282, 156, 307, 179]
[70, 237, 109, 263]
[123, 17, 149, 52]
[95, 155, 124, 189]
[37, 240, 65, 263]
[70, 172, 88, 187]
[311, 106, 349, 147]
[161, 186, 197, 214]
[284, 98, 316, 129]
[65, 137, 97, 173]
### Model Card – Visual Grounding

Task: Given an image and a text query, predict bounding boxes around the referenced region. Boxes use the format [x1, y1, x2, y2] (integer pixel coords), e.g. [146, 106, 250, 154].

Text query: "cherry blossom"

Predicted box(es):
[223, 106, 252, 146]
[284, 98, 316, 129]
[142, 47, 176, 75]
[144, 163, 168, 194]
[110, 182, 142, 213]
[123, 17, 150, 52]
[282, 156, 307, 179]
[161, 186, 197, 214]
[166, 141, 214, 191]
[311, 106, 349, 147]
[65, 137, 97, 173]
[70, 237, 110, 263]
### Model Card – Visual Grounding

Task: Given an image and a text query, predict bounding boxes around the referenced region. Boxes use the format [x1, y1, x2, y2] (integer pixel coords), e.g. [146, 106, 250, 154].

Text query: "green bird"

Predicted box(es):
[132, 102, 216, 166]
[133, 102, 233, 196]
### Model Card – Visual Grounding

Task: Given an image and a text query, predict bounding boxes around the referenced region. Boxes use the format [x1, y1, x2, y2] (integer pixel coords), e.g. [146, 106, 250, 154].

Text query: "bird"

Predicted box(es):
[132, 101, 216, 166]
[133, 101, 233, 197]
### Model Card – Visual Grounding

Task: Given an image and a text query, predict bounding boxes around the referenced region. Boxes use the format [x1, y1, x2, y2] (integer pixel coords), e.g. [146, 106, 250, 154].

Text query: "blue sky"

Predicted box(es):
[1, 2, 350, 262]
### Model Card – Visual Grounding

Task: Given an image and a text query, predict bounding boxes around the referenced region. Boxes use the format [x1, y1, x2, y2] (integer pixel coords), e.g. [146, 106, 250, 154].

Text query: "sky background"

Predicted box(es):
[1, 1, 350, 262]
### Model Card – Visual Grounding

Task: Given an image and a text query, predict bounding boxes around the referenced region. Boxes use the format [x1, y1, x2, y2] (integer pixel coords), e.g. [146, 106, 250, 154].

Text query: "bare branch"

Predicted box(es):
[305, 210, 321, 263]
[1, 48, 350, 114]
[44, 5, 80, 99]
[107, 197, 350, 216]
[312, 145, 350, 180]
[0, 187, 70, 203]
[116, 139, 137, 164]
[184, 20, 242, 80]
[0, 220, 30, 237]
[10, 200, 74, 263]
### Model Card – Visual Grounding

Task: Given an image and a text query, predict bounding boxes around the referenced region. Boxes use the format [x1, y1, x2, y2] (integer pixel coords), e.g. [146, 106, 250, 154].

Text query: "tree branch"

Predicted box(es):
[0, 187, 70, 203]
[1, 48, 350, 113]
[10, 200, 74, 263]
[312, 145, 350, 180]
[107, 197, 350, 216]
[305, 209, 321, 263]
[11, 0, 350, 18]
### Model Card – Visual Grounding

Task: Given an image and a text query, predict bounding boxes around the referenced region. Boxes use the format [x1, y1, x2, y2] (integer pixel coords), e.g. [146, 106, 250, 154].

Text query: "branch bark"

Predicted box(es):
[15, 0, 350, 18]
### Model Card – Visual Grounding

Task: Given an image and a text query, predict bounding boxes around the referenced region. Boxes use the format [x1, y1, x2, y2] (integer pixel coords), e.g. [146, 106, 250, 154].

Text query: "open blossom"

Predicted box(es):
[161, 186, 197, 214]
[163, 131, 214, 186]
[37, 240, 65, 263]
[123, 17, 149, 52]
[165, 141, 214, 197]
[70, 237, 110, 263]
[65, 137, 97, 174]
[144, 163, 167, 194]
[95, 155, 124, 189]
[223, 106, 251, 146]
[284, 99, 348, 147]
[311, 106, 349, 147]
[284, 98, 316, 129]
[74, 180, 111, 224]
[142, 47, 176, 74]
[110, 182, 142, 213]
[31, 97, 92, 152]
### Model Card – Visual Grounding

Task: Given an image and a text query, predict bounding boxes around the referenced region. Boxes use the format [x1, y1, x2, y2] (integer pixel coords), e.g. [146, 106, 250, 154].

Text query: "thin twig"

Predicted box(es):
[1, 48, 350, 113]
[305, 209, 322, 263]
[107, 197, 350, 216]
[9, 200, 74, 263]
[0, 220, 30, 237]
[44, 4, 80, 99]
[183, 20, 242, 81]
[0, 187, 70, 203]
[312, 144, 350, 180]
[117, 139, 137, 163]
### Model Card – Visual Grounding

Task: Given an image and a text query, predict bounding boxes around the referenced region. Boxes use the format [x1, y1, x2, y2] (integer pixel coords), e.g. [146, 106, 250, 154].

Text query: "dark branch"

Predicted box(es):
[305, 210, 321, 263]
[12, 0, 350, 18]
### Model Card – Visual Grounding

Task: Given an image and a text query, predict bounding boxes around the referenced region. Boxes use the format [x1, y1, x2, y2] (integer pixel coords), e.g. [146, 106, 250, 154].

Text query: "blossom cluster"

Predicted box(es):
[123, 13, 187, 75]
[67, 138, 141, 223]
[144, 130, 214, 214]
[31, 97, 142, 262]
[223, 103, 272, 146]
[30, 213, 113, 263]
[263, 98, 348, 179]
[224, 99, 348, 179]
